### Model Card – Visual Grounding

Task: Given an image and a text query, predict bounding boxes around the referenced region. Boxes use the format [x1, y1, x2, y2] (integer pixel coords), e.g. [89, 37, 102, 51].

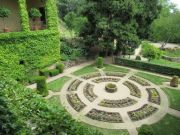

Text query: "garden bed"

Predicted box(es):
[68, 79, 82, 91]
[128, 104, 158, 121]
[83, 83, 97, 102]
[129, 76, 150, 86]
[123, 81, 141, 98]
[146, 88, 161, 105]
[92, 77, 120, 83]
[86, 109, 123, 123]
[105, 72, 126, 77]
[99, 97, 137, 108]
[81, 72, 101, 80]
[67, 93, 86, 112]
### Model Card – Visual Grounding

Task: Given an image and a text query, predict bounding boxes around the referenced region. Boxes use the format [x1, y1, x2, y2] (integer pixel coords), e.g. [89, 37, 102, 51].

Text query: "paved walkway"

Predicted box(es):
[27, 60, 180, 135]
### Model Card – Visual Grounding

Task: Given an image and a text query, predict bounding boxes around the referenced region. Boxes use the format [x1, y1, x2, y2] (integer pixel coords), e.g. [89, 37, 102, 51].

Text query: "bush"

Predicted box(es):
[49, 69, 59, 77]
[170, 76, 179, 87]
[141, 42, 162, 61]
[136, 55, 141, 60]
[115, 57, 180, 76]
[96, 57, 104, 68]
[0, 7, 11, 18]
[36, 76, 48, 97]
[56, 63, 65, 73]
[29, 8, 42, 19]
[138, 124, 154, 135]
[39, 68, 49, 77]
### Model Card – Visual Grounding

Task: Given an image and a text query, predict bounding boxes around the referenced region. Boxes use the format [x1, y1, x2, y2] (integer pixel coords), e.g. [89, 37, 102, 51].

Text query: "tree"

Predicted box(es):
[79, 0, 140, 57]
[135, 0, 161, 39]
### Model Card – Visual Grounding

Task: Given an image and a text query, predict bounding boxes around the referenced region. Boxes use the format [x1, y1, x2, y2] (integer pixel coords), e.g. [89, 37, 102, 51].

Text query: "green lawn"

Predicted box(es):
[150, 59, 180, 69]
[164, 49, 180, 57]
[47, 76, 71, 92]
[48, 95, 62, 105]
[82, 123, 129, 135]
[104, 64, 129, 73]
[73, 64, 98, 76]
[162, 87, 180, 111]
[151, 114, 180, 135]
[136, 72, 170, 85]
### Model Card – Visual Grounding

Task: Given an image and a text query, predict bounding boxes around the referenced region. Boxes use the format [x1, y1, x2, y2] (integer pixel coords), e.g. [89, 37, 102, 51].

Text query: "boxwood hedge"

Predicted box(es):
[115, 57, 180, 76]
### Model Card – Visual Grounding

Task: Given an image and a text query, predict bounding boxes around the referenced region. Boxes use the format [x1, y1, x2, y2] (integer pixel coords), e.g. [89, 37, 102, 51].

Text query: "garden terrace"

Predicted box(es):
[92, 77, 120, 83]
[128, 104, 158, 121]
[99, 98, 137, 108]
[67, 93, 86, 112]
[83, 83, 97, 102]
[146, 88, 161, 105]
[86, 109, 123, 123]
[123, 81, 141, 98]
[129, 76, 150, 86]
[67, 79, 82, 91]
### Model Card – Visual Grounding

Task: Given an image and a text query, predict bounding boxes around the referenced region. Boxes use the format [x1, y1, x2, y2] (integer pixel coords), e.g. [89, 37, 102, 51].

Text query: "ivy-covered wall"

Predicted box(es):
[0, 0, 60, 81]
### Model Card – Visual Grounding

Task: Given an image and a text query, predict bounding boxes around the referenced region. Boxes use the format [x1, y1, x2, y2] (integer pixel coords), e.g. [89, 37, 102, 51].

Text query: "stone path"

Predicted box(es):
[27, 61, 180, 135]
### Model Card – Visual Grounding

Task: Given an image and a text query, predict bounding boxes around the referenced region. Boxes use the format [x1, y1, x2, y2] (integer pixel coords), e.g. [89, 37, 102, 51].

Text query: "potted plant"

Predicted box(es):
[0, 7, 11, 32]
[29, 8, 42, 30]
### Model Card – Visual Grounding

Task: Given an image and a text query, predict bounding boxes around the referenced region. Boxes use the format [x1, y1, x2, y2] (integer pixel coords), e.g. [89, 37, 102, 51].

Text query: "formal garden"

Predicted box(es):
[0, 0, 180, 135]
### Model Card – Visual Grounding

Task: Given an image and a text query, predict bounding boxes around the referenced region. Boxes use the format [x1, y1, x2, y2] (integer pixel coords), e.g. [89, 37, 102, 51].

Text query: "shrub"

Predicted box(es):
[170, 76, 179, 87]
[96, 57, 104, 68]
[49, 69, 59, 77]
[136, 55, 141, 60]
[0, 7, 11, 18]
[29, 8, 42, 19]
[141, 42, 162, 61]
[39, 68, 49, 77]
[115, 57, 180, 76]
[138, 124, 154, 135]
[56, 63, 65, 73]
[36, 76, 48, 97]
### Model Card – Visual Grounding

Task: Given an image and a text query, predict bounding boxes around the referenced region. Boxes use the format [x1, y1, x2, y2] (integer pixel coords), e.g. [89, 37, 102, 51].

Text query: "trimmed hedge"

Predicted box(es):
[56, 62, 65, 73]
[36, 76, 48, 97]
[96, 57, 104, 68]
[49, 69, 59, 77]
[39, 68, 50, 77]
[115, 57, 180, 76]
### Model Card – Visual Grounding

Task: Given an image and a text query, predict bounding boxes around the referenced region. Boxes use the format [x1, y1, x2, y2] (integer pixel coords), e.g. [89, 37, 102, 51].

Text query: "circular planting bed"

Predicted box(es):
[60, 70, 169, 130]
[105, 83, 117, 93]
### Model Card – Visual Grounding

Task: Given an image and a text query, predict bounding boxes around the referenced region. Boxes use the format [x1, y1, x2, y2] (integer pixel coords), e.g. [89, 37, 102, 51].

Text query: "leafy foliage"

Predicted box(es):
[0, 7, 11, 18]
[56, 62, 65, 73]
[36, 76, 48, 96]
[141, 42, 163, 61]
[29, 8, 42, 19]
[0, 77, 102, 135]
[138, 124, 154, 135]
[96, 57, 104, 69]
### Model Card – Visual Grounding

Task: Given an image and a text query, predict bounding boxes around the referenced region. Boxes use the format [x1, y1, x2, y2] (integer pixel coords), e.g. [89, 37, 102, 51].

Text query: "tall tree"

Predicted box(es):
[135, 0, 161, 39]
[79, 0, 140, 57]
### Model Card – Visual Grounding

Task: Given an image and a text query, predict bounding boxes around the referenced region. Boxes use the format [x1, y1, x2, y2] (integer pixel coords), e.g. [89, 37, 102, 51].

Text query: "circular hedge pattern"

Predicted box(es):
[60, 71, 169, 130]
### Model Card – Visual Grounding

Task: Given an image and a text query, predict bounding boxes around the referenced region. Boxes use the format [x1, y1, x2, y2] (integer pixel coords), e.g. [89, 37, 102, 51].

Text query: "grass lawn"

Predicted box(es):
[82, 123, 129, 135]
[149, 59, 180, 69]
[162, 87, 180, 111]
[48, 95, 62, 106]
[151, 114, 180, 135]
[164, 49, 180, 57]
[47, 76, 71, 92]
[104, 64, 129, 73]
[73, 64, 98, 76]
[136, 72, 170, 85]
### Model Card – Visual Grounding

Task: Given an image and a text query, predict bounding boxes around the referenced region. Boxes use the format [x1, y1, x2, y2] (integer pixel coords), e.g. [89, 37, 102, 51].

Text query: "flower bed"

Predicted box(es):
[128, 104, 158, 121]
[67, 93, 86, 112]
[83, 83, 97, 102]
[105, 83, 117, 93]
[86, 109, 123, 123]
[123, 81, 141, 98]
[92, 77, 120, 83]
[99, 97, 137, 108]
[129, 76, 150, 86]
[146, 88, 161, 105]
[105, 72, 126, 77]
[67, 79, 82, 91]
[81, 72, 101, 80]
